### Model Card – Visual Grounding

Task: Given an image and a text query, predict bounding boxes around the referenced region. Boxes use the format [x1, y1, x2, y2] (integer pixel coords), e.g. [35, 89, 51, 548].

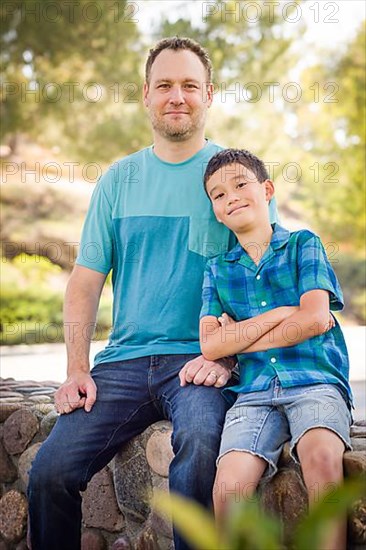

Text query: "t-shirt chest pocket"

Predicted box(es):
[188, 217, 231, 259]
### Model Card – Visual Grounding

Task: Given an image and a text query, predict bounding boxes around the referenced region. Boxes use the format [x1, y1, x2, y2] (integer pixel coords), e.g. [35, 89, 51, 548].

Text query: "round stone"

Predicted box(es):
[0, 490, 28, 543]
[111, 536, 132, 549]
[40, 409, 59, 436]
[81, 529, 107, 550]
[0, 440, 17, 483]
[343, 451, 366, 477]
[28, 395, 52, 404]
[82, 467, 124, 532]
[0, 403, 23, 423]
[146, 430, 174, 478]
[3, 409, 39, 455]
[0, 392, 25, 399]
[351, 425, 366, 438]
[0, 397, 25, 403]
[18, 443, 43, 489]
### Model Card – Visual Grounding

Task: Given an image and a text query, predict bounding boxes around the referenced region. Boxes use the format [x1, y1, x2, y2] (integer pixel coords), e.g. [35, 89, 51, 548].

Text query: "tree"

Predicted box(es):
[0, 0, 149, 161]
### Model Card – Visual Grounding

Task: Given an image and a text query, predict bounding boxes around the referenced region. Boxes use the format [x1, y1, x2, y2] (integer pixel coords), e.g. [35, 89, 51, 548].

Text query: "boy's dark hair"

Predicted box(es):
[203, 149, 270, 195]
[145, 37, 213, 83]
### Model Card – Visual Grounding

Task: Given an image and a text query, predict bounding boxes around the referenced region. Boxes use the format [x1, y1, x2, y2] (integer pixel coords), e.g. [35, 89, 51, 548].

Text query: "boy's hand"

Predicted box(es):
[179, 355, 234, 387]
[323, 312, 336, 333]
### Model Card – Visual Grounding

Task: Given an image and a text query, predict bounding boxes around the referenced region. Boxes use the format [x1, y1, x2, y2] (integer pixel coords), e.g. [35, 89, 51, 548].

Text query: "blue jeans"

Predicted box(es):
[28, 355, 230, 550]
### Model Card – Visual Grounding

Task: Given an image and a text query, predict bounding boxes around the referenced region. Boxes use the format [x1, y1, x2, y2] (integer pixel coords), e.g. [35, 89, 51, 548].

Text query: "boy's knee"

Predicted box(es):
[301, 445, 343, 477]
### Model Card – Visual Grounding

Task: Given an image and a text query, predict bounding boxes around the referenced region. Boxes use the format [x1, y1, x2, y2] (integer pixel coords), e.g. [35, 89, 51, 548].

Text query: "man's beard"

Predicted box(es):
[149, 109, 207, 142]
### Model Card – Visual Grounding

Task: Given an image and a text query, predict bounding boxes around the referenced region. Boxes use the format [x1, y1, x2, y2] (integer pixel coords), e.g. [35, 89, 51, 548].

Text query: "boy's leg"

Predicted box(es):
[297, 428, 346, 550]
[211, 383, 291, 525]
[28, 358, 160, 550]
[285, 384, 352, 550]
[213, 451, 266, 524]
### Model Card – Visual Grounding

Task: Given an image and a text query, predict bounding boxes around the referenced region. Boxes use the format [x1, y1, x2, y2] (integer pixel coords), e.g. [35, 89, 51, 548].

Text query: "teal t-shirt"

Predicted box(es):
[76, 141, 278, 365]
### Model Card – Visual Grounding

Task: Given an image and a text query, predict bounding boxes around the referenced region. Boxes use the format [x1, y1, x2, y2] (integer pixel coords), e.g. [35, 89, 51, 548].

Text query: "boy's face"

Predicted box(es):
[206, 163, 274, 232]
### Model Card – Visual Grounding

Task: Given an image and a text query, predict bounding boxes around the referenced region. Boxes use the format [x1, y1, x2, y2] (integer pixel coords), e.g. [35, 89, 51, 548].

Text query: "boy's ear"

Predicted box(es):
[264, 179, 275, 201]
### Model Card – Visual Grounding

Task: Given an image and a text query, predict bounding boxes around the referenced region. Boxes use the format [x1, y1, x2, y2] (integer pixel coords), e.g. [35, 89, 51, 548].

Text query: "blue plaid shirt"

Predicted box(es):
[200, 224, 352, 406]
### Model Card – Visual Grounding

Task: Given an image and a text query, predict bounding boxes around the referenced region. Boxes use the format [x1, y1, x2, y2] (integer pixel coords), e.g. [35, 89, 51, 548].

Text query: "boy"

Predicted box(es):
[199, 149, 353, 550]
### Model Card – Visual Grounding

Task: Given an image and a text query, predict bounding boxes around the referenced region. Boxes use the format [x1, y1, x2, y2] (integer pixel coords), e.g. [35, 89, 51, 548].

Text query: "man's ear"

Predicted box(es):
[264, 179, 275, 202]
[143, 82, 149, 107]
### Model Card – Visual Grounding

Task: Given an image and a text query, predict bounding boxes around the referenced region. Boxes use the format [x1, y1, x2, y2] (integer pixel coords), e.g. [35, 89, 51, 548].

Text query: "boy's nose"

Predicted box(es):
[227, 194, 240, 205]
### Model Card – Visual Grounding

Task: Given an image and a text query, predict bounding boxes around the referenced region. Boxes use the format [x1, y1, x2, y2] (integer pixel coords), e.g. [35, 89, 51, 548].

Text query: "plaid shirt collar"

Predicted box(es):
[224, 223, 291, 264]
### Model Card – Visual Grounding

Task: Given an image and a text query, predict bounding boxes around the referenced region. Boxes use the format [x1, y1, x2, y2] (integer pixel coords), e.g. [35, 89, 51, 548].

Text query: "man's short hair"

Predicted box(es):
[145, 37, 213, 83]
[203, 149, 270, 195]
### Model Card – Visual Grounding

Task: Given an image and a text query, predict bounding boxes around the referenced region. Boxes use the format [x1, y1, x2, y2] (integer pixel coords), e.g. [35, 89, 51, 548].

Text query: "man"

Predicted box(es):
[28, 38, 276, 549]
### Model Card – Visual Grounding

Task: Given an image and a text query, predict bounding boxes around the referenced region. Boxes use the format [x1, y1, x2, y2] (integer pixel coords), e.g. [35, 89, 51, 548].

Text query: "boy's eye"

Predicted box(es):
[214, 193, 224, 200]
[237, 182, 247, 188]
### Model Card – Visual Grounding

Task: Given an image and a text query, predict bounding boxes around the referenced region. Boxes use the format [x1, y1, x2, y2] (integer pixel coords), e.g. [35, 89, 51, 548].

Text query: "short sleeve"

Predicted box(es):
[297, 233, 344, 311]
[75, 170, 114, 274]
[200, 261, 224, 318]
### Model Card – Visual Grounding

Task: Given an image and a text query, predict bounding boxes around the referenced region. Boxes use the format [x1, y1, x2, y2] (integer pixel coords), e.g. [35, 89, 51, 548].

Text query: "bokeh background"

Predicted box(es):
[1, 0, 365, 353]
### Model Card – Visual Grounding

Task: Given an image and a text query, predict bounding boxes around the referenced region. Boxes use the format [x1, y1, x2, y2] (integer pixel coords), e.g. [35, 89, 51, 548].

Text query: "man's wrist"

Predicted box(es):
[67, 364, 90, 376]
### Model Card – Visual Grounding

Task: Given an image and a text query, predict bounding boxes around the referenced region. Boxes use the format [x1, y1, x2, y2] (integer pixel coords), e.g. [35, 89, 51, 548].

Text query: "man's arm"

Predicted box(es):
[244, 289, 332, 353]
[54, 265, 107, 414]
[200, 305, 298, 361]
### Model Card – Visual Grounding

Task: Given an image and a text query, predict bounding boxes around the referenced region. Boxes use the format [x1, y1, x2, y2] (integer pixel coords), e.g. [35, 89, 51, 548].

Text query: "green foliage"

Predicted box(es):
[0, 284, 64, 344]
[1, 0, 148, 161]
[154, 479, 365, 550]
[0, 254, 112, 344]
[332, 253, 366, 323]
[289, 21, 365, 249]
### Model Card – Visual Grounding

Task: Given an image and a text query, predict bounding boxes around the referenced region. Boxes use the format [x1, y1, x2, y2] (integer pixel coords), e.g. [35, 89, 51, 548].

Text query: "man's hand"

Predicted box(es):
[54, 371, 97, 414]
[179, 355, 235, 388]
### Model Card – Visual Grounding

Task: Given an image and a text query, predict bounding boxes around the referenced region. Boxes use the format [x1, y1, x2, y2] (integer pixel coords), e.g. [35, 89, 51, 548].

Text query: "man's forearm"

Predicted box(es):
[63, 273, 104, 375]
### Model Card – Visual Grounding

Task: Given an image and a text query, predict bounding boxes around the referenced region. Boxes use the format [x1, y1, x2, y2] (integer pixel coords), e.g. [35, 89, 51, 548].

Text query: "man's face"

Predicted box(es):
[206, 163, 274, 232]
[143, 49, 213, 142]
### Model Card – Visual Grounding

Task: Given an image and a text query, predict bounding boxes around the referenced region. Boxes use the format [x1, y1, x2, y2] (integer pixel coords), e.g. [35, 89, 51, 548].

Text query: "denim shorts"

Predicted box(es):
[218, 378, 352, 480]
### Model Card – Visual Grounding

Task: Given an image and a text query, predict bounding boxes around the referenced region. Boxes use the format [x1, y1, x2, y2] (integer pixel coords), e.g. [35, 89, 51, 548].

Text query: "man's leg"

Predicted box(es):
[28, 359, 160, 550]
[151, 354, 230, 550]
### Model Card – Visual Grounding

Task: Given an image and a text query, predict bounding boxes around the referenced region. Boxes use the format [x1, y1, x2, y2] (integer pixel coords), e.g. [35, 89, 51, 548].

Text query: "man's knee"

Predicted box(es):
[29, 442, 80, 495]
[173, 422, 222, 458]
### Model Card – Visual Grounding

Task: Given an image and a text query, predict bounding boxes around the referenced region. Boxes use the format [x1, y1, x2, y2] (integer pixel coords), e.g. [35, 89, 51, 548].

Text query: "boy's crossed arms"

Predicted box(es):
[200, 288, 335, 361]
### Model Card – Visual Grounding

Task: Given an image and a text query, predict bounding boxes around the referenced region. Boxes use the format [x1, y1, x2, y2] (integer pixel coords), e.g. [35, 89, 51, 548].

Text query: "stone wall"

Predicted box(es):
[0, 378, 365, 550]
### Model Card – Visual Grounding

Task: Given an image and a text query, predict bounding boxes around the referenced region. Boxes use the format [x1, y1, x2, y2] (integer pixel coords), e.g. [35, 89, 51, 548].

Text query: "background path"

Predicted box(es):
[1, 326, 365, 420]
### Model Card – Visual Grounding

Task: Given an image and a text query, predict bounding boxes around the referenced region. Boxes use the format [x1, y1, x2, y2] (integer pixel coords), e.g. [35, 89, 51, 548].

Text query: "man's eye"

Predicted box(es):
[158, 84, 169, 89]
[185, 84, 198, 89]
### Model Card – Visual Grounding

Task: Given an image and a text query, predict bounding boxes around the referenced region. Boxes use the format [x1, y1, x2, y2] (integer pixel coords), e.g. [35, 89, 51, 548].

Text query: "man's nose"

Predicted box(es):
[169, 86, 185, 103]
